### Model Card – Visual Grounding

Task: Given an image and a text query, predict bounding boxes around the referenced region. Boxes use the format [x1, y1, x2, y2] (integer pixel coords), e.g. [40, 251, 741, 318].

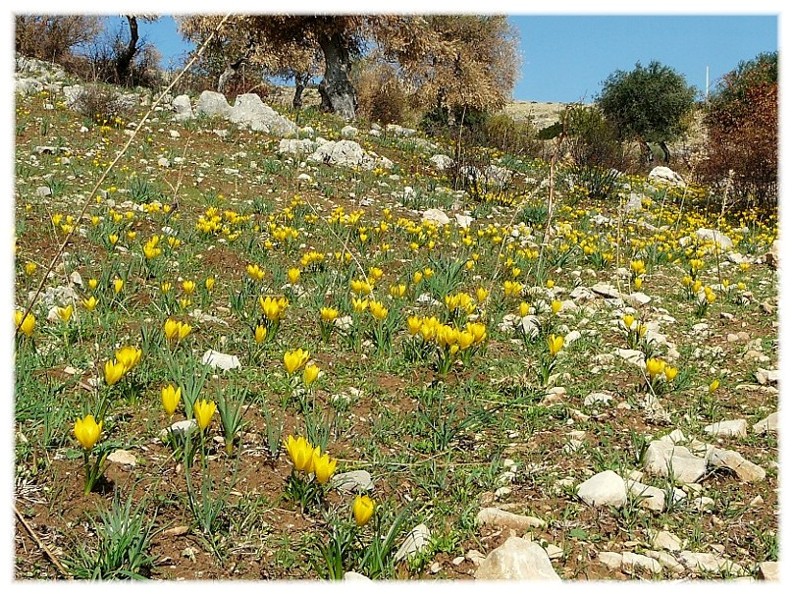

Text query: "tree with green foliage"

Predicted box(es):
[598, 61, 697, 162]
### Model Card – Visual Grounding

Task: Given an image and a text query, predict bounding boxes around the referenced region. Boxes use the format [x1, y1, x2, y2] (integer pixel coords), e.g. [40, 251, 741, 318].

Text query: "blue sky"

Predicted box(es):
[118, 14, 777, 103]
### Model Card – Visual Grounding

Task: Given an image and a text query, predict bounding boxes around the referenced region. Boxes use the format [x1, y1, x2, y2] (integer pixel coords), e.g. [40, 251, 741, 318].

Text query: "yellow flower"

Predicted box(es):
[104, 359, 126, 386]
[664, 366, 678, 382]
[254, 325, 267, 343]
[622, 314, 635, 330]
[115, 346, 142, 373]
[645, 358, 666, 379]
[303, 363, 320, 386]
[15, 310, 36, 337]
[546, 279, 555, 289]
[353, 495, 375, 526]
[259, 296, 288, 321]
[193, 399, 216, 430]
[633, 277, 643, 290]
[476, 287, 489, 303]
[205, 277, 216, 291]
[519, 302, 530, 317]
[709, 379, 720, 394]
[182, 280, 196, 294]
[352, 298, 369, 313]
[369, 300, 388, 321]
[82, 296, 98, 311]
[389, 284, 406, 298]
[320, 307, 339, 323]
[24, 262, 37, 276]
[285, 435, 315, 473]
[113, 278, 124, 294]
[407, 315, 422, 336]
[466, 322, 487, 344]
[547, 334, 564, 357]
[74, 415, 103, 450]
[412, 271, 424, 285]
[178, 322, 192, 340]
[287, 268, 301, 284]
[161, 384, 181, 416]
[551, 300, 562, 314]
[246, 263, 265, 282]
[163, 318, 179, 340]
[311, 450, 338, 484]
[284, 348, 310, 374]
[88, 278, 98, 291]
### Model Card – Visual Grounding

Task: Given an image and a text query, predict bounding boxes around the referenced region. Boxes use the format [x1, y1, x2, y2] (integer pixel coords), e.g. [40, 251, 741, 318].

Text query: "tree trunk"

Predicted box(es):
[317, 31, 356, 120]
[217, 55, 246, 94]
[114, 15, 139, 86]
[642, 140, 654, 163]
[659, 140, 671, 163]
[293, 71, 310, 110]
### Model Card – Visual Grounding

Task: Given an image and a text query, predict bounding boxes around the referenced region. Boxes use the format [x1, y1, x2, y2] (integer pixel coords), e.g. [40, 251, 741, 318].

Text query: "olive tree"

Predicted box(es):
[598, 61, 697, 162]
[179, 15, 518, 121]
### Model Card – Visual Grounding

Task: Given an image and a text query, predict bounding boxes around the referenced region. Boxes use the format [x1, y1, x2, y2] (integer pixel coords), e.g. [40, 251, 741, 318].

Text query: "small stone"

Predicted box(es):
[330, 470, 374, 493]
[452, 556, 465, 566]
[181, 547, 197, 562]
[678, 551, 743, 576]
[394, 523, 431, 562]
[430, 561, 441, 574]
[753, 412, 778, 434]
[163, 525, 190, 537]
[692, 496, 715, 512]
[626, 480, 667, 512]
[625, 292, 651, 306]
[474, 537, 561, 580]
[201, 349, 241, 371]
[465, 549, 486, 567]
[157, 157, 170, 167]
[107, 449, 136, 467]
[584, 392, 613, 406]
[707, 447, 766, 482]
[759, 561, 779, 580]
[421, 208, 450, 226]
[544, 544, 563, 560]
[621, 552, 662, 574]
[577, 470, 627, 508]
[615, 349, 645, 365]
[645, 550, 684, 574]
[755, 368, 778, 385]
[643, 439, 707, 483]
[591, 282, 620, 299]
[343, 571, 371, 581]
[160, 419, 197, 438]
[652, 530, 682, 551]
[476, 507, 546, 531]
[704, 419, 747, 438]
[598, 551, 623, 571]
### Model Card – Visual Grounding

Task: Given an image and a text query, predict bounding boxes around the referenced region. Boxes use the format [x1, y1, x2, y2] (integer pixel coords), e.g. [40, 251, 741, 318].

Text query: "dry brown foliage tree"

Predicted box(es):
[179, 15, 518, 121]
[700, 52, 778, 205]
[15, 15, 102, 65]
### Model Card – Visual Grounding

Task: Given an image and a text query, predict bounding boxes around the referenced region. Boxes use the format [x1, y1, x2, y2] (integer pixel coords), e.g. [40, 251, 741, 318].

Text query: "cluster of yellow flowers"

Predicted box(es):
[284, 435, 337, 485]
[259, 296, 289, 322]
[143, 235, 162, 260]
[105, 346, 142, 385]
[646, 357, 678, 383]
[407, 316, 487, 353]
[163, 318, 192, 343]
